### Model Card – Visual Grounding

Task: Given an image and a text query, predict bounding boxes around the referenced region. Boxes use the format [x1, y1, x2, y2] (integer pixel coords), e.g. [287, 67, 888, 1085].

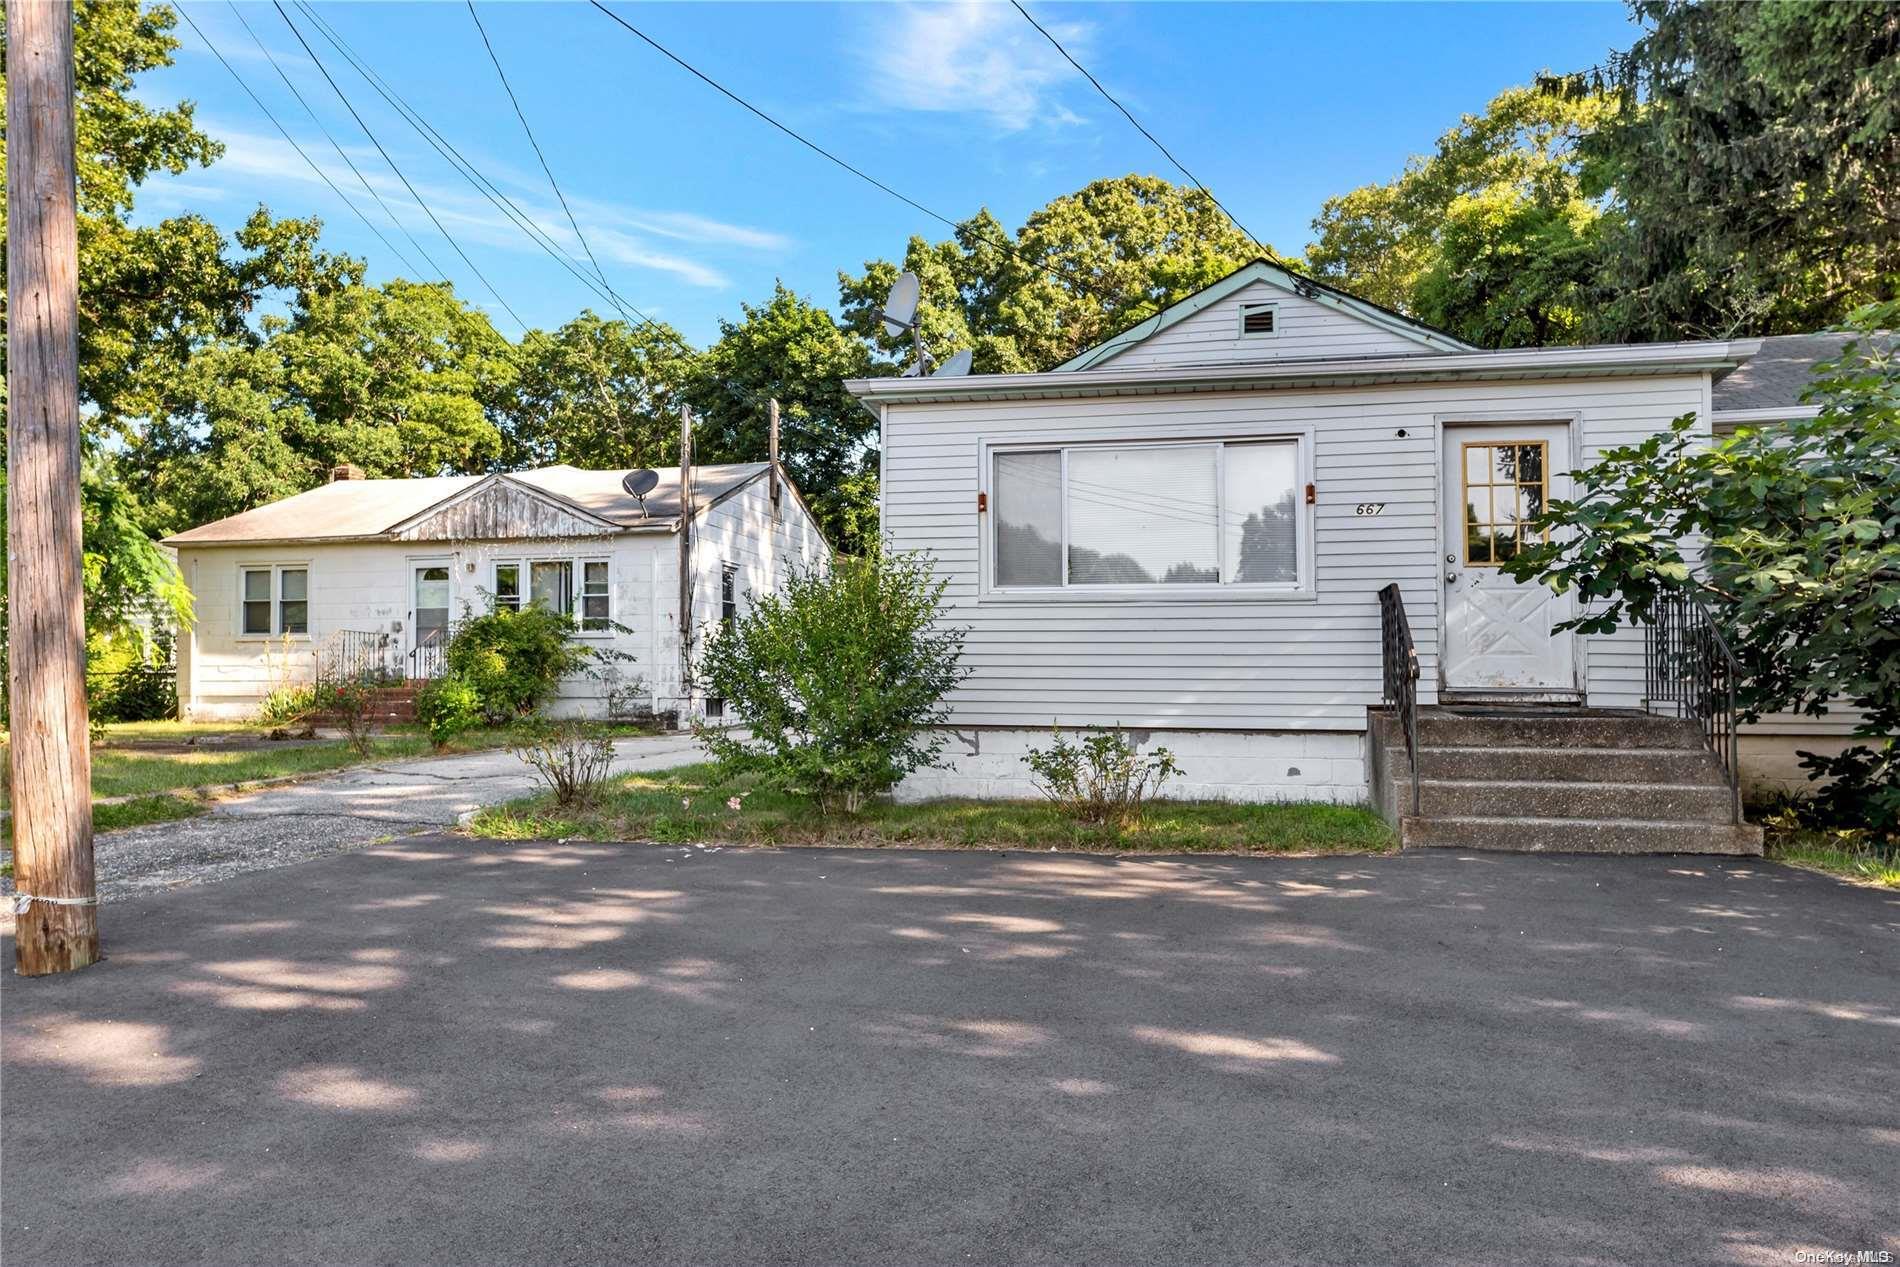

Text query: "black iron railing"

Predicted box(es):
[1643, 589, 1742, 824]
[1378, 583, 1422, 816]
[408, 628, 447, 681]
[316, 629, 396, 688]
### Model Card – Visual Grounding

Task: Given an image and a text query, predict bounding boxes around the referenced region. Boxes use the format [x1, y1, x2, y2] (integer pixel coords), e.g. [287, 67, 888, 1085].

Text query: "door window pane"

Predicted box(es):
[530, 561, 572, 614]
[416, 566, 451, 641]
[1222, 442, 1299, 583]
[994, 451, 1062, 587]
[580, 561, 610, 631]
[1068, 446, 1217, 585]
[494, 563, 521, 611]
[1462, 440, 1548, 565]
[242, 569, 272, 634]
[278, 569, 309, 635]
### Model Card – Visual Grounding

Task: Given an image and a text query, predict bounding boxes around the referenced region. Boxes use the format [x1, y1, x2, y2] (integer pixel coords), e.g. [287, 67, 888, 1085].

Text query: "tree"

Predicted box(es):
[838, 174, 1262, 374]
[1501, 300, 1900, 830]
[683, 284, 879, 548]
[1306, 86, 1616, 346]
[503, 311, 694, 470]
[1577, 0, 1900, 341]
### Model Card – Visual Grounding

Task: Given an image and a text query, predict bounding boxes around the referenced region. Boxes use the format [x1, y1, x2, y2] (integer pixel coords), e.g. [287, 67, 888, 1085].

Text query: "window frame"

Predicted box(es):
[1236, 301, 1279, 339]
[490, 554, 613, 636]
[237, 562, 314, 639]
[981, 429, 1315, 603]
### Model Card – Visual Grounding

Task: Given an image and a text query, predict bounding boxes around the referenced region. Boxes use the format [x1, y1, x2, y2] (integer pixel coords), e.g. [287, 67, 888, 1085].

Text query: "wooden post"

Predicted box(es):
[677, 403, 694, 710]
[767, 398, 781, 513]
[7, 0, 98, 975]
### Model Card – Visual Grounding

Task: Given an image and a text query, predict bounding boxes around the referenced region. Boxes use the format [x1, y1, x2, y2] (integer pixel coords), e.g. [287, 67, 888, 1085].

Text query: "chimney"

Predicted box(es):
[329, 463, 365, 482]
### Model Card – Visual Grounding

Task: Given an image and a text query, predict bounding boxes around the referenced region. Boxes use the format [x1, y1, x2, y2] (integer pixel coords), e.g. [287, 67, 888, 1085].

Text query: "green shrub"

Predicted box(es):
[418, 675, 483, 750]
[442, 605, 590, 722]
[315, 681, 376, 755]
[258, 684, 319, 726]
[513, 720, 616, 807]
[695, 552, 968, 813]
[1023, 728, 1182, 828]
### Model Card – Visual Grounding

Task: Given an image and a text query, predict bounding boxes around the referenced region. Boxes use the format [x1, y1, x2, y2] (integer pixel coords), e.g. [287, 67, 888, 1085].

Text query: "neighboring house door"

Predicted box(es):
[412, 563, 452, 678]
[1440, 422, 1577, 695]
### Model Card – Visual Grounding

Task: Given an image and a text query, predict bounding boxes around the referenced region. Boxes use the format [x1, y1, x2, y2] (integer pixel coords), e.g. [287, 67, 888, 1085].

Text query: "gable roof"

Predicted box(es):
[1055, 259, 1476, 371]
[1709, 332, 1897, 417]
[165, 462, 772, 546]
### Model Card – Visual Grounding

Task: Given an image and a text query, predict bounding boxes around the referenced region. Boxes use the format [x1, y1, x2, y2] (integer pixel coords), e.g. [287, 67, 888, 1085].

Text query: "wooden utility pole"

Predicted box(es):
[767, 398, 781, 514]
[676, 404, 694, 709]
[7, 0, 98, 975]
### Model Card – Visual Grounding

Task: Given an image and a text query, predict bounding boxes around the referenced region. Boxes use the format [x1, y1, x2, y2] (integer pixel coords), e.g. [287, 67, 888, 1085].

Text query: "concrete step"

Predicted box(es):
[1413, 745, 1722, 784]
[1416, 711, 1704, 750]
[1401, 815, 1763, 855]
[1415, 778, 1735, 822]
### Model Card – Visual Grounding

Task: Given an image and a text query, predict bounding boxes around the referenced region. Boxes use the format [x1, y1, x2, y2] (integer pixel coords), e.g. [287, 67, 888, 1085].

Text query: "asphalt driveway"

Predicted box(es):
[3, 841, 1895, 1266]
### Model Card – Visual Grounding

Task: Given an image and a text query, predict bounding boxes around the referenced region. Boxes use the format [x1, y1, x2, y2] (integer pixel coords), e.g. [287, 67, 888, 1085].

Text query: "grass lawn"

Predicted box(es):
[468, 762, 1398, 855]
[1765, 828, 1900, 889]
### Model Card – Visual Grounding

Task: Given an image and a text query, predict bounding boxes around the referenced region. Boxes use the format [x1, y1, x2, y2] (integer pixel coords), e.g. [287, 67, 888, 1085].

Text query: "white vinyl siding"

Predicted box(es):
[881, 373, 1711, 731]
[1098, 279, 1428, 369]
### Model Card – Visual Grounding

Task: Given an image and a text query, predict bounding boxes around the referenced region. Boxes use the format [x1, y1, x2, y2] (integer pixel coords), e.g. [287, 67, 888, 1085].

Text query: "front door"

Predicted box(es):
[1440, 423, 1576, 695]
[412, 564, 452, 675]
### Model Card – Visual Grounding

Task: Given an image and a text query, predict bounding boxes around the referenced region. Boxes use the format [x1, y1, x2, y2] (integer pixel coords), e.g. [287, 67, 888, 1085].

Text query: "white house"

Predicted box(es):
[165, 461, 829, 722]
[848, 260, 1851, 853]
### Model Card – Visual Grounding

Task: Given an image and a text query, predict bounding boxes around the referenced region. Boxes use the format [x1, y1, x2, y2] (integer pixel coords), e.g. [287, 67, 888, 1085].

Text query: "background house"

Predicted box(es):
[164, 461, 828, 722]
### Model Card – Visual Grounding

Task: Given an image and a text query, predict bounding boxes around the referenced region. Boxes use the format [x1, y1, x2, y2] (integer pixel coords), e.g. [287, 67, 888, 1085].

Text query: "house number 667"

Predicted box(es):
[1354, 503, 1387, 516]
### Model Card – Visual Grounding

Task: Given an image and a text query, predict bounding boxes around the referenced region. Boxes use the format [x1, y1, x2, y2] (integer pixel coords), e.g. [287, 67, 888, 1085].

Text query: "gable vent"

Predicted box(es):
[1239, 302, 1277, 336]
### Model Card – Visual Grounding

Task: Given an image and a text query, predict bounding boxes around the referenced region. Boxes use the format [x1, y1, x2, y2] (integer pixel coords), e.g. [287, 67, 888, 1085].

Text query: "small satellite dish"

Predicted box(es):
[621, 468, 660, 518]
[932, 349, 973, 377]
[879, 272, 920, 338]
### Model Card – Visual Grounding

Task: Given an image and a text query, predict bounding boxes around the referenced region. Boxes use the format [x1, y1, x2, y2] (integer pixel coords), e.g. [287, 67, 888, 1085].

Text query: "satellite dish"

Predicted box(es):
[621, 468, 660, 518]
[879, 271, 920, 338]
[932, 349, 973, 377]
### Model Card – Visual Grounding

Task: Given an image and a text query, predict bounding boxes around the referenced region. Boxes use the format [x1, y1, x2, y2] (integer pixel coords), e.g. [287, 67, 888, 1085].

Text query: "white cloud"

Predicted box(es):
[861, 1, 1090, 132]
[193, 121, 784, 291]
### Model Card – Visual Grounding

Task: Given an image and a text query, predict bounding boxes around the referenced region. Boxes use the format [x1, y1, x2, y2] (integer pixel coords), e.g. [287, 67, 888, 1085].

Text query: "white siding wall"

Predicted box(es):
[881, 372, 1712, 735]
[1101, 280, 1433, 368]
[177, 535, 666, 721]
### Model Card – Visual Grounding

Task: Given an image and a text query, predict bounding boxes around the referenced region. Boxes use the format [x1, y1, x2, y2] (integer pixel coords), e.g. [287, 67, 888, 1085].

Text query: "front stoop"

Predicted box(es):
[1369, 706, 1764, 856]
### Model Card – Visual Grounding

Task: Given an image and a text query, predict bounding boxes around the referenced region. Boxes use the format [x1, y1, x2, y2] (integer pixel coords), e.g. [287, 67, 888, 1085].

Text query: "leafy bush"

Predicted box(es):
[514, 721, 616, 807]
[258, 684, 319, 727]
[417, 675, 483, 750]
[1023, 728, 1182, 828]
[316, 681, 375, 755]
[695, 552, 968, 813]
[443, 604, 590, 723]
[1504, 301, 1900, 831]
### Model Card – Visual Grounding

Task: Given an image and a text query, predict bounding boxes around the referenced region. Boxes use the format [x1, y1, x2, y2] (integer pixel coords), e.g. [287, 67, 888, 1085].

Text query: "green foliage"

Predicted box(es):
[512, 721, 616, 807]
[1503, 300, 1900, 828]
[839, 174, 1262, 374]
[257, 684, 319, 727]
[315, 680, 376, 755]
[506, 311, 693, 469]
[1306, 86, 1616, 346]
[694, 553, 968, 812]
[682, 284, 877, 546]
[442, 605, 591, 723]
[417, 675, 484, 750]
[1577, 0, 1899, 340]
[1022, 728, 1183, 828]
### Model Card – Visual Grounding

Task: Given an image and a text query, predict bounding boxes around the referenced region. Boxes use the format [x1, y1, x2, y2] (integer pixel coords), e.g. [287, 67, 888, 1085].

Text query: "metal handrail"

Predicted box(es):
[1378, 583, 1422, 816]
[1642, 588, 1743, 824]
[408, 628, 447, 682]
[316, 629, 395, 688]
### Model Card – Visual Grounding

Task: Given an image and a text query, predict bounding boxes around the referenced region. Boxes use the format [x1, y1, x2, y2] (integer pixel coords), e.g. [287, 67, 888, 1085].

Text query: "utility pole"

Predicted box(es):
[767, 398, 782, 514]
[676, 403, 694, 716]
[7, 0, 98, 975]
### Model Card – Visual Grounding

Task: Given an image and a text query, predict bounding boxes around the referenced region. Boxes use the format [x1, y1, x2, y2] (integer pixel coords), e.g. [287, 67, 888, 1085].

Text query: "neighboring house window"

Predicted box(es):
[491, 558, 611, 631]
[494, 562, 521, 611]
[992, 439, 1303, 591]
[721, 562, 739, 627]
[241, 565, 309, 635]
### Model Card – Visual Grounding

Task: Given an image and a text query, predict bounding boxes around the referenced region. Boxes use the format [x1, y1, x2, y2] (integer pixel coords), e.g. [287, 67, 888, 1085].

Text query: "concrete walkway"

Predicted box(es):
[87, 733, 704, 898]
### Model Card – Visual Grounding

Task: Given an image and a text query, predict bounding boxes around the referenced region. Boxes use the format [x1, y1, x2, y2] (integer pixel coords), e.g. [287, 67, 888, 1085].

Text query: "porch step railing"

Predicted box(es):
[315, 629, 397, 688]
[1378, 583, 1422, 816]
[1642, 589, 1743, 824]
[408, 628, 447, 682]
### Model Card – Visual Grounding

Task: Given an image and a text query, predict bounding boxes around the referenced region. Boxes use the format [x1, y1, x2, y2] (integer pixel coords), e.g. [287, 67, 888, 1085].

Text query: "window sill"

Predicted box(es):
[976, 588, 1317, 606]
[235, 634, 312, 643]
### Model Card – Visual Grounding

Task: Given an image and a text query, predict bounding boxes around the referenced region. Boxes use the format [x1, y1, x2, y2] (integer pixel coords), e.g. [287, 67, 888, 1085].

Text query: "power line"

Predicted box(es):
[223, 2, 438, 280]
[174, 6, 430, 279]
[1008, 0, 1277, 264]
[270, 0, 528, 331]
[466, 0, 615, 296]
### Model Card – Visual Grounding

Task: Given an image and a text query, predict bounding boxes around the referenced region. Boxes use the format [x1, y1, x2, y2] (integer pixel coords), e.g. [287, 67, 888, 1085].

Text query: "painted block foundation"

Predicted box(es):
[896, 728, 1369, 805]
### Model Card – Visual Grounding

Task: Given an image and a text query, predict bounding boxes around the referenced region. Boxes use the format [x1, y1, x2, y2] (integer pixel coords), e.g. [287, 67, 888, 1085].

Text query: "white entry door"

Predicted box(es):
[1440, 423, 1576, 694]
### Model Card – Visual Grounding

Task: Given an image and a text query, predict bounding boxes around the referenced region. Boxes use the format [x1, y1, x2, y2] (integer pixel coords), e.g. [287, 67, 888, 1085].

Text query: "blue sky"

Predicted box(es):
[149, 1, 1642, 346]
